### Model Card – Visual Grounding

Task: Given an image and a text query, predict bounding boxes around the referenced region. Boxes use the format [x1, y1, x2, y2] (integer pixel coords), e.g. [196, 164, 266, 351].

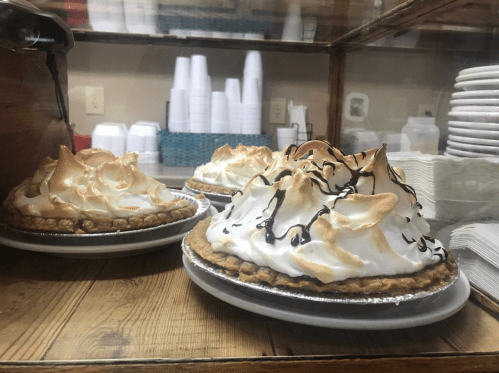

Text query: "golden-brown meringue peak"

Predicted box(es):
[4, 146, 188, 219]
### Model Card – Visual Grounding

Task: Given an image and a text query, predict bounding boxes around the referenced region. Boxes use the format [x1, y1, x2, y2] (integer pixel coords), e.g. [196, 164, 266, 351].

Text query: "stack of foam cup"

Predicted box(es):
[241, 77, 261, 134]
[225, 78, 241, 134]
[169, 57, 190, 132]
[91, 122, 128, 156]
[241, 51, 262, 134]
[189, 55, 210, 133]
[210, 92, 229, 134]
[126, 121, 161, 163]
[277, 126, 298, 151]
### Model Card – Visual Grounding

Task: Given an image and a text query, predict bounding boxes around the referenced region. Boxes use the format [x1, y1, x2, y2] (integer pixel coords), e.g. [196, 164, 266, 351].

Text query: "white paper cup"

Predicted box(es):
[173, 57, 190, 91]
[277, 127, 298, 151]
[190, 55, 208, 89]
[225, 78, 241, 104]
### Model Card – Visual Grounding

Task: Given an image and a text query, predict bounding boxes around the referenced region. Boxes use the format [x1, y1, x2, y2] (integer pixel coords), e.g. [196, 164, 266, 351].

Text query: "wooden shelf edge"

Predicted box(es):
[470, 285, 499, 318]
[1, 353, 499, 372]
[72, 30, 332, 54]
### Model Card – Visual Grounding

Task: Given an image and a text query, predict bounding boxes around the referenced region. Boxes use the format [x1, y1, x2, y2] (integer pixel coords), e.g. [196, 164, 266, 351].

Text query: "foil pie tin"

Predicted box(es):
[0, 191, 210, 247]
[182, 239, 460, 305]
[183, 183, 233, 204]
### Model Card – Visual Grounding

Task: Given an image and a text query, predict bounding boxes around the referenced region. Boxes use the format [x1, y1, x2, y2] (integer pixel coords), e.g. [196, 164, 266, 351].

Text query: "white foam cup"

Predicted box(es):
[173, 57, 190, 91]
[210, 91, 229, 134]
[277, 127, 298, 151]
[242, 77, 260, 104]
[227, 102, 241, 134]
[169, 88, 188, 121]
[225, 78, 241, 104]
[190, 55, 208, 89]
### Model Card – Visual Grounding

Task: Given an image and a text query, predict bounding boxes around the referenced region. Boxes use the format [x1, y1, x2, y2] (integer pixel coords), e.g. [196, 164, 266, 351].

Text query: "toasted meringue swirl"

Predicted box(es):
[206, 140, 446, 283]
[4, 146, 189, 219]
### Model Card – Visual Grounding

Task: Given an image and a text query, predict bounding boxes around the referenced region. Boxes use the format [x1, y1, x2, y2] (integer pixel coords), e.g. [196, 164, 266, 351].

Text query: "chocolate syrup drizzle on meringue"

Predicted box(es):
[225, 140, 446, 262]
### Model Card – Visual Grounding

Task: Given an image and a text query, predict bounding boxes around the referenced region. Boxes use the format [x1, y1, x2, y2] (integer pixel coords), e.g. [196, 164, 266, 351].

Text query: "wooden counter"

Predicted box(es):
[1, 242, 499, 372]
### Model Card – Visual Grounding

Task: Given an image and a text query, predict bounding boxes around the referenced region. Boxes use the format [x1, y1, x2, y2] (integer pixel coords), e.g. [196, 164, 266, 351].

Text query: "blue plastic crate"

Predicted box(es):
[160, 130, 273, 167]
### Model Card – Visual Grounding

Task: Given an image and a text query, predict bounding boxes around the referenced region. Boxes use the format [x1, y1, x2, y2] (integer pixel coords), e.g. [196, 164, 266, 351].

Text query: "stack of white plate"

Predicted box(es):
[447, 65, 499, 158]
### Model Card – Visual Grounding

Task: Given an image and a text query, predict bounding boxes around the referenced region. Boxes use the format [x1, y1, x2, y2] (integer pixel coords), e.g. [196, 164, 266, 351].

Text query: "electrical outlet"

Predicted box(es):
[269, 97, 286, 123]
[85, 86, 105, 115]
[418, 104, 436, 117]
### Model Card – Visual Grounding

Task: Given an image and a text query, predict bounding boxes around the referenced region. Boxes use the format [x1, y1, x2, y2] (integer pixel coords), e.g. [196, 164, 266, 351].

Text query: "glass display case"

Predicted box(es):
[1, 0, 499, 372]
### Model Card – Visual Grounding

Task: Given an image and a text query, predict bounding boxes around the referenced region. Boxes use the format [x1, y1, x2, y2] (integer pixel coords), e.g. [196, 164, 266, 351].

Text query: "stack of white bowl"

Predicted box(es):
[447, 65, 499, 158]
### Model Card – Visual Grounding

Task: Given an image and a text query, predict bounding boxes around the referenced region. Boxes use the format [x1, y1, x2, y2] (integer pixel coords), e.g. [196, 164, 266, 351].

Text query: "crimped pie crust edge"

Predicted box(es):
[185, 217, 458, 295]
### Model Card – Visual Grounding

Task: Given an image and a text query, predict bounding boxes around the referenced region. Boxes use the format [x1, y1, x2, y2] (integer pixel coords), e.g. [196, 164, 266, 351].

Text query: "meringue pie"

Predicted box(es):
[2, 146, 197, 233]
[187, 144, 275, 195]
[185, 140, 457, 295]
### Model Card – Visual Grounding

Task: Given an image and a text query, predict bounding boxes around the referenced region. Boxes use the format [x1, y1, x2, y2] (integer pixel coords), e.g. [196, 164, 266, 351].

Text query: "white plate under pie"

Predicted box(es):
[448, 134, 499, 146]
[451, 105, 499, 112]
[452, 90, 499, 99]
[445, 146, 499, 158]
[183, 255, 469, 330]
[0, 191, 214, 259]
[448, 121, 499, 132]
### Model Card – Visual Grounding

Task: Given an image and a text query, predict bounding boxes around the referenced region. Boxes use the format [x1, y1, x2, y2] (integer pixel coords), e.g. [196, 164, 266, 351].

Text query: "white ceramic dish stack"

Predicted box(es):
[448, 65, 499, 158]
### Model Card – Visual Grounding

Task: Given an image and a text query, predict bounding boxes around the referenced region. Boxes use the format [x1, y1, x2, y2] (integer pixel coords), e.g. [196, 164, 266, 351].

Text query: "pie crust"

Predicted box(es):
[2, 204, 197, 234]
[185, 217, 458, 295]
[186, 178, 238, 195]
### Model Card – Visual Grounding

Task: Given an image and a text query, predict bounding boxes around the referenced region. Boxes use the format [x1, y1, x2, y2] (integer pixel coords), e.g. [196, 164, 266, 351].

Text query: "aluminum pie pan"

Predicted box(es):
[182, 240, 460, 305]
[0, 191, 210, 247]
[183, 183, 233, 204]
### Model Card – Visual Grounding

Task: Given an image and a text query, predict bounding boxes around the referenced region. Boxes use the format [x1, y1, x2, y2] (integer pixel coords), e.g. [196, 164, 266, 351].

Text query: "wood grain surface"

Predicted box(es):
[0, 240, 499, 372]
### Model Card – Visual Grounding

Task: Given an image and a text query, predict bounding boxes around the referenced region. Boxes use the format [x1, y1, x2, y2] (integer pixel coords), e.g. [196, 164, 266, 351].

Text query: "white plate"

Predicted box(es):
[448, 121, 499, 131]
[452, 90, 499, 99]
[0, 206, 217, 259]
[459, 65, 499, 76]
[451, 105, 499, 112]
[448, 134, 499, 146]
[447, 139, 499, 154]
[450, 98, 499, 106]
[455, 79, 499, 91]
[448, 111, 499, 122]
[445, 146, 499, 158]
[183, 255, 470, 330]
[456, 71, 499, 82]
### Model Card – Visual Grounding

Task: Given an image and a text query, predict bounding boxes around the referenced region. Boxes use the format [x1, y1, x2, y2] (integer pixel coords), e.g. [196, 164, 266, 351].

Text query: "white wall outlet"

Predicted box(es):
[418, 104, 436, 117]
[344, 92, 369, 122]
[85, 86, 105, 115]
[269, 97, 287, 123]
